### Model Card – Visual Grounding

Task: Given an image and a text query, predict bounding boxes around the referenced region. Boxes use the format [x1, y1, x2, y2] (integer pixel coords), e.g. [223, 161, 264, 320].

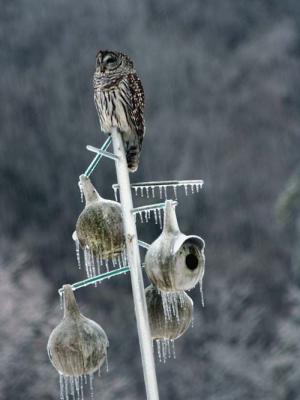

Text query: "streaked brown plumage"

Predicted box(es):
[93, 50, 145, 172]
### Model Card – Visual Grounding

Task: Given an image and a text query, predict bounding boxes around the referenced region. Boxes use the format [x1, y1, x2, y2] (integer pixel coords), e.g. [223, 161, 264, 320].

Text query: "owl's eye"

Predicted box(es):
[106, 57, 116, 64]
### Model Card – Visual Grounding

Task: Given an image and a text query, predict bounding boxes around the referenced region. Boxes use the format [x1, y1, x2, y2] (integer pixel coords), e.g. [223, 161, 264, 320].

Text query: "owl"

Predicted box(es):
[93, 50, 145, 172]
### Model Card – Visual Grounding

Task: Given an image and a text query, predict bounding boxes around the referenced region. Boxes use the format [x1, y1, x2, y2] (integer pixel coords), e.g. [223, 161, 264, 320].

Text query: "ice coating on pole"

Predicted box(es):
[47, 285, 109, 399]
[145, 200, 205, 292]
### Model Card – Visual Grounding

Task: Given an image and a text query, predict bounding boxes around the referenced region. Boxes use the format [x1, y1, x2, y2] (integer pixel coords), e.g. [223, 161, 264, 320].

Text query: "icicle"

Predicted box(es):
[166, 339, 171, 359]
[151, 186, 155, 198]
[196, 183, 200, 193]
[154, 209, 158, 225]
[156, 339, 162, 363]
[139, 211, 144, 223]
[105, 351, 109, 373]
[160, 292, 182, 322]
[184, 184, 188, 196]
[59, 292, 64, 310]
[120, 252, 125, 268]
[134, 187, 138, 196]
[89, 373, 94, 400]
[172, 294, 180, 323]
[158, 208, 163, 229]
[59, 374, 64, 400]
[79, 184, 84, 203]
[159, 185, 163, 199]
[145, 210, 151, 223]
[96, 256, 101, 276]
[178, 291, 185, 308]
[69, 376, 75, 398]
[75, 239, 81, 269]
[140, 186, 144, 197]
[118, 256, 123, 268]
[64, 376, 69, 400]
[83, 248, 91, 278]
[173, 185, 178, 200]
[191, 184, 195, 194]
[113, 187, 118, 201]
[171, 339, 176, 359]
[105, 259, 109, 273]
[163, 185, 168, 199]
[162, 339, 167, 363]
[80, 376, 84, 400]
[74, 377, 80, 400]
[199, 279, 205, 307]
[117, 255, 122, 269]
[90, 251, 96, 278]
[160, 291, 171, 321]
[146, 186, 150, 198]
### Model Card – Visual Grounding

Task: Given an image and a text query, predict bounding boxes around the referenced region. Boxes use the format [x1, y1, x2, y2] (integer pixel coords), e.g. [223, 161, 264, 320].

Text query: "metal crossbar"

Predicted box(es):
[59, 241, 150, 295]
[84, 136, 112, 177]
[132, 201, 177, 214]
[86, 144, 118, 161]
[113, 179, 204, 189]
[58, 266, 131, 295]
[112, 179, 203, 200]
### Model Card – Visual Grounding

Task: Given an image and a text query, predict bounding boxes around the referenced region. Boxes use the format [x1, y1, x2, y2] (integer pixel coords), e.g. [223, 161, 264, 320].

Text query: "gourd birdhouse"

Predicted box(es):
[47, 285, 109, 380]
[76, 175, 125, 260]
[145, 200, 205, 292]
[145, 285, 193, 341]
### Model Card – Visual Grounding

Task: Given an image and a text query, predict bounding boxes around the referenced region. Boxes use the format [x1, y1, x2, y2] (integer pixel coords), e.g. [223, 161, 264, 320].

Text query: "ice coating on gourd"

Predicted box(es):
[145, 200, 205, 292]
[145, 285, 193, 363]
[47, 285, 109, 378]
[145, 285, 193, 340]
[76, 175, 125, 260]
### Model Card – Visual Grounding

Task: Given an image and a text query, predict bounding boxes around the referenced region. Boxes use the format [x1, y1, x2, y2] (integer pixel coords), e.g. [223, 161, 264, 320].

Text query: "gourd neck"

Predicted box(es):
[79, 174, 102, 205]
[63, 285, 81, 319]
[163, 200, 180, 234]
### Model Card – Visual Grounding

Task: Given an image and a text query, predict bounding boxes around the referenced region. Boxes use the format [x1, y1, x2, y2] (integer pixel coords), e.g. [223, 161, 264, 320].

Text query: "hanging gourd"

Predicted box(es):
[47, 285, 109, 398]
[76, 174, 125, 260]
[145, 284, 193, 363]
[145, 284, 193, 339]
[145, 200, 205, 292]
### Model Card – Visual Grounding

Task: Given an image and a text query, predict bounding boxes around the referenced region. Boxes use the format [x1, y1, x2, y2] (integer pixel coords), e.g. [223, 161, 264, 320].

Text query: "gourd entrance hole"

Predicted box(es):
[185, 253, 198, 270]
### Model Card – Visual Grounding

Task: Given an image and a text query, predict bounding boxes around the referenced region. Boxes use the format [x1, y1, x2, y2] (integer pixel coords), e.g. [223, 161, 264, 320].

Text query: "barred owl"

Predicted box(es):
[93, 50, 145, 172]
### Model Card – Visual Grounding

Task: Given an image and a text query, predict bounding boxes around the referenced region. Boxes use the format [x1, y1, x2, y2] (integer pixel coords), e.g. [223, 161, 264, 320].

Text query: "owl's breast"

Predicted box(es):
[94, 82, 134, 139]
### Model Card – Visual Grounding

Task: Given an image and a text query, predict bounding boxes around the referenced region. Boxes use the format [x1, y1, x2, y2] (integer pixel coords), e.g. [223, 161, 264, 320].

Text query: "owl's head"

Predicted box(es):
[95, 50, 134, 75]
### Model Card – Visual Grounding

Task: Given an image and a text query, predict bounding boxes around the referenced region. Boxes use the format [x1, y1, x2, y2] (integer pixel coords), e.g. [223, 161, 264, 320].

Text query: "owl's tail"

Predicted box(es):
[126, 143, 140, 173]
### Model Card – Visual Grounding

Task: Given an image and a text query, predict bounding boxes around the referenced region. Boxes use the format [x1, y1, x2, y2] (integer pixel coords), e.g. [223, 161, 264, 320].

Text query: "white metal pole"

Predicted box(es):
[111, 128, 160, 400]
